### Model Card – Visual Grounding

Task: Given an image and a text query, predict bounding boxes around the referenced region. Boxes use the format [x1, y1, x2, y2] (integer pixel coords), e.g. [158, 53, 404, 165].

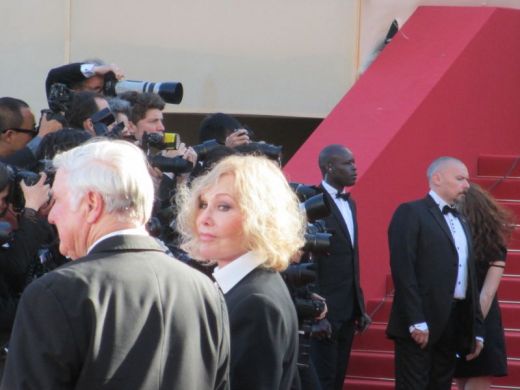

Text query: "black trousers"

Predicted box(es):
[310, 320, 355, 390]
[394, 301, 464, 390]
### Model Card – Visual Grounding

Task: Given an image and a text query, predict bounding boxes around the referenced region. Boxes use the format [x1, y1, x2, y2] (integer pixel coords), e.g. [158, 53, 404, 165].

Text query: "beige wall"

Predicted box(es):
[1, 0, 519, 118]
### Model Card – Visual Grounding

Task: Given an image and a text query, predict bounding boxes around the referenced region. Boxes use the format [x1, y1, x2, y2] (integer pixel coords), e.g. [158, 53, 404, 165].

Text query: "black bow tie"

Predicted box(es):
[336, 191, 350, 201]
[442, 205, 459, 217]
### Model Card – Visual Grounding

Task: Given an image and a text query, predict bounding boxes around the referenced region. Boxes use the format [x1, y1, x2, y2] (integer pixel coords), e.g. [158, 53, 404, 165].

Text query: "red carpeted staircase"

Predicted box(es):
[344, 154, 520, 389]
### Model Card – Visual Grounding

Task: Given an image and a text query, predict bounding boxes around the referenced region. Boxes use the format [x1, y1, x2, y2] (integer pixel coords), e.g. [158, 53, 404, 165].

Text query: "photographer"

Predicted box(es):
[64, 91, 110, 136]
[198, 112, 251, 148]
[0, 162, 56, 378]
[0, 97, 62, 170]
[45, 59, 125, 98]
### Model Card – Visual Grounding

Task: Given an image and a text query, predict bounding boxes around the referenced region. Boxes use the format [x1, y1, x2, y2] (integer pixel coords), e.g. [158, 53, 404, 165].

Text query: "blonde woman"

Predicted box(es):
[177, 154, 306, 390]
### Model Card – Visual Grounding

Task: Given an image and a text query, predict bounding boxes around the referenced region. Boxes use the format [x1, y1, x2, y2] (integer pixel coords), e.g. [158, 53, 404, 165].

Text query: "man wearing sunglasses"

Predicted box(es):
[0, 97, 62, 169]
[0, 98, 37, 160]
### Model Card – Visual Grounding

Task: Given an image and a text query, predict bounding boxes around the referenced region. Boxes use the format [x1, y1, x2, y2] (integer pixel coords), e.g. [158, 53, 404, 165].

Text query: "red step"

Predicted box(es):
[506, 329, 520, 358]
[472, 177, 520, 201]
[506, 251, 520, 275]
[501, 301, 520, 330]
[477, 154, 520, 178]
[352, 323, 393, 352]
[501, 201, 520, 220]
[347, 350, 394, 379]
[498, 276, 520, 301]
[496, 360, 520, 387]
[510, 227, 520, 251]
[346, 350, 520, 388]
[344, 377, 519, 390]
[344, 377, 395, 389]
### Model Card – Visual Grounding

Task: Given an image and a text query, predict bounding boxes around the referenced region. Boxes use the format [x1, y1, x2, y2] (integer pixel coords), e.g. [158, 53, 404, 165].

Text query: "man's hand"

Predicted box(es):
[225, 129, 250, 148]
[21, 173, 51, 212]
[94, 64, 125, 80]
[465, 339, 484, 361]
[38, 111, 63, 137]
[355, 312, 372, 333]
[411, 328, 429, 349]
[310, 293, 328, 320]
[310, 318, 332, 341]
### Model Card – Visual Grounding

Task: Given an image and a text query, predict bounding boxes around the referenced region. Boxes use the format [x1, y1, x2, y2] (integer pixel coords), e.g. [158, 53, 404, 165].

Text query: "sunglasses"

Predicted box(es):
[1, 125, 38, 138]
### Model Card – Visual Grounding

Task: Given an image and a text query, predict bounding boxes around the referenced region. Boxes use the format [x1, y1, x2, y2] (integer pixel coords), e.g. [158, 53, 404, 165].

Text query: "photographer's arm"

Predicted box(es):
[45, 62, 125, 97]
[0, 175, 54, 277]
[45, 63, 84, 98]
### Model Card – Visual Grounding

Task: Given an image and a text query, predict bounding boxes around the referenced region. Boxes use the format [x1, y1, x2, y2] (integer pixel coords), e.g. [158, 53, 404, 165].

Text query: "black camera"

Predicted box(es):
[149, 155, 194, 175]
[304, 220, 332, 253]
[282, 262, 317, 289]
[143, 132, 194, 175]
[7, 162, 55, 212]
[290, 183, 319, 202]
[90, 108, 118, 137]
[47, 83, 74, 114]
[192, 139, 222, 161]
[294, 297, 326, 321]
[142, 132, 180, 151]
[235, 141, 282, 162]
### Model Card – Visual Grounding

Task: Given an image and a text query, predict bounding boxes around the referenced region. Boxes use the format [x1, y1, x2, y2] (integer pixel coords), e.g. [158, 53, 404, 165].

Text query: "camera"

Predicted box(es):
[294, 297, 326, 321]
[7, 162, 55, 212]
[235, 141, 283, 162]
[192, 139, 222, 161]
[290, 183, 319, 202]
[89, 107, 126, 139]
[104, 73, 183, 104]
[47, 83, 74, 114]
[142, 132, 180, 151]
[142, 133, 194, 175]
[149, 155, 194, 174]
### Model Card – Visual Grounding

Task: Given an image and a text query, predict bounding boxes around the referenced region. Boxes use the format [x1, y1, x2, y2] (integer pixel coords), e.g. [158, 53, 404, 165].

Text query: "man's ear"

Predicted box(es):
[85, 191, 104, 224]
[83, 118, 95, 136]
[1, 129, 14, 143]
[431, 171, 442, 187]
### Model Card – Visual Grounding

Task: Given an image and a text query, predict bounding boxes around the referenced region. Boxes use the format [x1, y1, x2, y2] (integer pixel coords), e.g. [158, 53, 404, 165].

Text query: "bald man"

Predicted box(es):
[386, 156, 484, 389]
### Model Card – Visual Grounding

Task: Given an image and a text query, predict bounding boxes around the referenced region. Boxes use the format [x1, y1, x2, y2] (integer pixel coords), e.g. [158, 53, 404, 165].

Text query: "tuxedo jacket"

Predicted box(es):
[224, 266, 298, 390]
[313, 186, 366, 323]
[1, 235, 230, 390]
[386, 195, 483, 353]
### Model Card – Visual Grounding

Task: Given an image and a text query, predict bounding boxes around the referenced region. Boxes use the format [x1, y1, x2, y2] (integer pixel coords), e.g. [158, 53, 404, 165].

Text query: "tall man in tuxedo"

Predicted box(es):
[310, 144, 370, 390]
[386, 156, 484, 389]
[1, 140, 230, 390]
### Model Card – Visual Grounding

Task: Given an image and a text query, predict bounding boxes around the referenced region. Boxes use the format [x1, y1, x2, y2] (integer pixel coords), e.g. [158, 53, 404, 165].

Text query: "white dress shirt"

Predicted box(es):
[322, 180, 355, 246]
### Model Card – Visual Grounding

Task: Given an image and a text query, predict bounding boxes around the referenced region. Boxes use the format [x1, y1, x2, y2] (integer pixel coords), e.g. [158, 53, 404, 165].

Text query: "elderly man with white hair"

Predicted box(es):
[1, 139, 230, 390]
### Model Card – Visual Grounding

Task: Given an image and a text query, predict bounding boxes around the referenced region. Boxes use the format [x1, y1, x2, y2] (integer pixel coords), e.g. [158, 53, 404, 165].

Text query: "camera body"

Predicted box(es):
[7, 162, 55, 212]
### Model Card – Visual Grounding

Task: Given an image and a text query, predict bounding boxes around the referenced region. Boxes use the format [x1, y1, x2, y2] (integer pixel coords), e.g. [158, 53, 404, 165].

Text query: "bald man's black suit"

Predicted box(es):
[386, 195, 483, 389]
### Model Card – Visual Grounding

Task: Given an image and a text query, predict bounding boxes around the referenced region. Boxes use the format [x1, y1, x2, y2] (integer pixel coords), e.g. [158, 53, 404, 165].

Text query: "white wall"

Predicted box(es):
[1, 0, 519, 118]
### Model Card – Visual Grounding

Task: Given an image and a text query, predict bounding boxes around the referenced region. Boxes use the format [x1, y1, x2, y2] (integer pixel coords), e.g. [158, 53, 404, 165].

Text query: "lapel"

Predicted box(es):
[320, 184, 354, 248]
[425, 195, 456, 250]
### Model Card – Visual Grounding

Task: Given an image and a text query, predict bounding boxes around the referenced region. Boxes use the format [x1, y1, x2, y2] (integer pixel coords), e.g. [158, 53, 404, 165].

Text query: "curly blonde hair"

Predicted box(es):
[176, 155, 306, 271]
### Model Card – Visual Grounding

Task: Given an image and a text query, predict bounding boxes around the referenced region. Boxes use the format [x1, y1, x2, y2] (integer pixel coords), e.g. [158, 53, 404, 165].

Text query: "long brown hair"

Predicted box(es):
[460, 183, 515, 264]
